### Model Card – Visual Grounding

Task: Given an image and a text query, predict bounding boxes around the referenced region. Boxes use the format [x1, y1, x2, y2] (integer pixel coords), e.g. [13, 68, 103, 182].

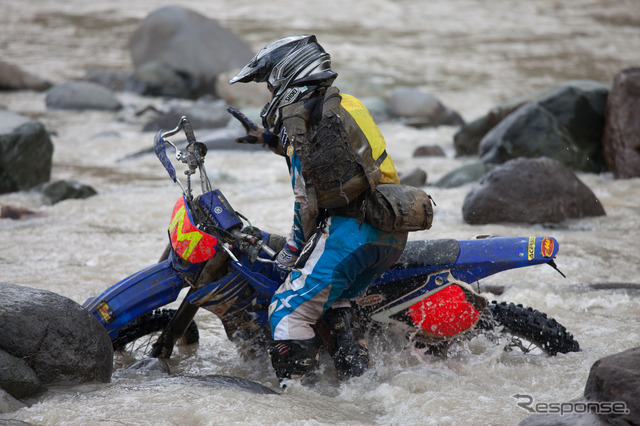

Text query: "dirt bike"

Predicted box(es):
[83, 116, 579, 375]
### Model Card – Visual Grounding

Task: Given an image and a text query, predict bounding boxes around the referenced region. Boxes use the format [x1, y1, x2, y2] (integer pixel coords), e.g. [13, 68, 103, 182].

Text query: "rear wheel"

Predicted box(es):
[112, 309, 199, 358]
[475, 301, 580, 355]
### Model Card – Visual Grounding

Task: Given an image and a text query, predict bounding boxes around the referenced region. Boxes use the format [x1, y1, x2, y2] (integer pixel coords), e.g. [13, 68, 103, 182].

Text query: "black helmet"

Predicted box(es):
[229, 35, 337, 129]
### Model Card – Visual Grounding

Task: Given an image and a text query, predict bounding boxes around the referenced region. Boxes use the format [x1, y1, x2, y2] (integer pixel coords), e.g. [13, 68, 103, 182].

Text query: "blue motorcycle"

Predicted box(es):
[83, 117, 579, 369]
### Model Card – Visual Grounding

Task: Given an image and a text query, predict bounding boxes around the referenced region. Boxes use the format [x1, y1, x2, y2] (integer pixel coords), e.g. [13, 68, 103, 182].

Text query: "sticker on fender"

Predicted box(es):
[528, 236, 535, 260]
[540, 237, 554, 257]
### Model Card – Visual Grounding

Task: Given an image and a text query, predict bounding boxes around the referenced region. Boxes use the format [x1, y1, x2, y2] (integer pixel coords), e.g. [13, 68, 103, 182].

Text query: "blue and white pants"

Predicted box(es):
[268, 216, 407, 341]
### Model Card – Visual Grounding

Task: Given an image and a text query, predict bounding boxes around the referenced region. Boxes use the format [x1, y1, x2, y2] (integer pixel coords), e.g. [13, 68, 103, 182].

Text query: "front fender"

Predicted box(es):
[83, 257, 200, 339]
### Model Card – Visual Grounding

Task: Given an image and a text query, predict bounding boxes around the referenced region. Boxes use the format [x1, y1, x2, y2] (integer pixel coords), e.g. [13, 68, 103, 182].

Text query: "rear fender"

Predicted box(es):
[451, 236, 559, 282]
[83, 257, 200, 339]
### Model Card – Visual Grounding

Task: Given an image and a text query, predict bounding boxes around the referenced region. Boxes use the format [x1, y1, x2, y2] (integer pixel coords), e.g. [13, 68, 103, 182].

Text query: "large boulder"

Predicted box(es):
[478, 81, 609, 173]
[45, 81, 122, 111]
[0, 282, 113, 387]
[0, 110, 53, 194]
[387, 86, 464, 127]
[0, 59, 51, 91]
[602, 67, 640, 178]
[129, 6, 254, 96]
[462, 157, 605, 225]
[584, 346, 640, 425]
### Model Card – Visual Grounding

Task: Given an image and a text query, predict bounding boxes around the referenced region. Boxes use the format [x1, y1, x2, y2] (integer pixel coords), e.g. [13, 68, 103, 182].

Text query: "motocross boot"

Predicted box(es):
[268, 337, 319, 385]
[322, 307, 370, 379]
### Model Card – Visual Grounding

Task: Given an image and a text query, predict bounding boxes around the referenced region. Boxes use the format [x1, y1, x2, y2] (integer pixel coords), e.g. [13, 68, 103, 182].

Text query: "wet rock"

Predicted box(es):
[189, 375, 279, 395]
[45, 81, 122, 111]
[0, 111, 53, 194]
[120, 358, 171, 377]
[141, 97, 230, 132]
[399, 168, 427, 187]
[479, 80, 609, 173]
[413, 145, 446, 157]
[0, 282, 113, 386]
[0, 205, 37, 220]
[33, 180, 97, 205]
[387, 86, 464, 127]
[82, 69, 128, 92]
[433, 161, 494, 188]
[602, 67, 640, 178]
[0, 389, 27, 414]
[584, 346, 640, 425]
[129, 6, 254, 97]
[0, 349, 46, 400]
[124, 61, 195, 99]
[462, 157, 605, 225]
[0, 59, 51, 91]
[519, 346, 640, 425]
[454, 93, 534, 156]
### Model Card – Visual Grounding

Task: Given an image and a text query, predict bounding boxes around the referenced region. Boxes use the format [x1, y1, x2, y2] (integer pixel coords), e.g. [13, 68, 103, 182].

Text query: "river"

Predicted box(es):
[1, 0, 639, 425]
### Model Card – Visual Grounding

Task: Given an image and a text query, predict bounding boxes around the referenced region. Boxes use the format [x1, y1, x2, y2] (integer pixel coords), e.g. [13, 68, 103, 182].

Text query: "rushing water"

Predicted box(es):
[1, 1, 639, 425]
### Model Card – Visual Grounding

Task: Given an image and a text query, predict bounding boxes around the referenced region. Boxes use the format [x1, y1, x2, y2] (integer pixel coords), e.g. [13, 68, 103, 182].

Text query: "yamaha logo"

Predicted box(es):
[214, 206, 223, 214]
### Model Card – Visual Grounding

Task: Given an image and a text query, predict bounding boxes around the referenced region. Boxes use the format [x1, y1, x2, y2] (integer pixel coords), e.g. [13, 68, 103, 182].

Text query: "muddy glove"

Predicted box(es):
[275, 244, 299, 274]
[226, 106, 276, 147]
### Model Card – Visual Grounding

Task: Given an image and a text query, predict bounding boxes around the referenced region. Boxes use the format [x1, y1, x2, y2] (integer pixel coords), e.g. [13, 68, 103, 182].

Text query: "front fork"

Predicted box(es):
[150, 289, 200, 359]
[150, 244, 229, 359]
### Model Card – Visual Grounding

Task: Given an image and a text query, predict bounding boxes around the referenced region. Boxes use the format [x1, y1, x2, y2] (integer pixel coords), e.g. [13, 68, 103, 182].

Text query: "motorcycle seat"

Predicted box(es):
[391, 239, 460, 270]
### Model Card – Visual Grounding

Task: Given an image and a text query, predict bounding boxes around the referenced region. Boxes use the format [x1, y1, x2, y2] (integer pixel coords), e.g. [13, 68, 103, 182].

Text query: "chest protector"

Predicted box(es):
[281, 87, 399, 211]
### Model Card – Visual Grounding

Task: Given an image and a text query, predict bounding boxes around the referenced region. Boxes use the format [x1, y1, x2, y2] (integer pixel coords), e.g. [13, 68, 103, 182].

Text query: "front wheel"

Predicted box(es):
[111, 309, 199, 356]
[476, 301, 580, 355]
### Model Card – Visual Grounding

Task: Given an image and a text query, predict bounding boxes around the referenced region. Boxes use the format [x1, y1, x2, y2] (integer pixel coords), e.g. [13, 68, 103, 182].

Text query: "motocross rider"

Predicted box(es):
[227, 35, 408, 383]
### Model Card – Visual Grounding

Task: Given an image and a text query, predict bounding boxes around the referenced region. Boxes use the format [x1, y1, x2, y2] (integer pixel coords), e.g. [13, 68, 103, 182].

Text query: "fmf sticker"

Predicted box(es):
[528, 236, 535, 260]
[540, 237, 554, 257]
[357, 294, 384, 306]
[97, 301, 114, 324]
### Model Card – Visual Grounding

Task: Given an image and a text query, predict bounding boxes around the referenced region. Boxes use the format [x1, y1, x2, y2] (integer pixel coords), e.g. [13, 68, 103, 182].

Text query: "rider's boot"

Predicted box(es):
[322, 306, 369, 379]
[268, 337, 319, 385]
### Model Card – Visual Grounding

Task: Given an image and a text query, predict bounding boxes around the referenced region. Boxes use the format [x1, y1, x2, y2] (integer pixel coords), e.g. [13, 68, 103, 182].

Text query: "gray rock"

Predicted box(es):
[124, 61, 194, 99]
[399, 168, 427, 187]
[479, 81, 609, 173]
[455, 80, 609, 158]
[387, 86, 464, 127]
[119, 358, 171, 378]
[0, 282, 113, 386]
[462, 157, 606, 225]
[129, 6, 253, 95]
[602, 67, 640, 179]
[519, 346, 640, 425]
[33, 180, 97, 205]
[584, 346, 640, 425]
[433, 161, 494, 188]
[0, 389, 28, 414]
[189, 374, 279, 395]
[0, 350, 46, 400]
[413, 145, 446, 157]
[0, 111, 53, 194]
[0, 60, 51, 91]
[142, 97, 230, 132]
[45, 81, 122, 111]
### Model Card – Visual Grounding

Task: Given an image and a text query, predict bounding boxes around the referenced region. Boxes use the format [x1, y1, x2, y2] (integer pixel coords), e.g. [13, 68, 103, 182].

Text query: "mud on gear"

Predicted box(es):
[281, 86, 433, 232]
[228, 34, 337, 131]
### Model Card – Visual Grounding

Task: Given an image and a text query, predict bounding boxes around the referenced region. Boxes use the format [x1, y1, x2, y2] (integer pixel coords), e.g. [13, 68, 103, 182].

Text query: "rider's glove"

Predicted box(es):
[226, 106, 276, 148]
[275, 244, 299, 273]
